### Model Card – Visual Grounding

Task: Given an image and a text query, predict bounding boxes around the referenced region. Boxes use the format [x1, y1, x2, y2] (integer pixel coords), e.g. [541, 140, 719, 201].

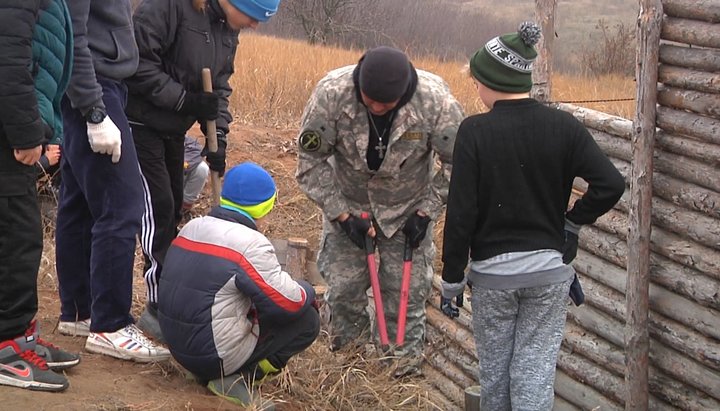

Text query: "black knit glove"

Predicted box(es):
[179, 91, 219, 121]
[401, 212, 431, 248]
[561, 230, 579, 264]
[338, 214, 372, 250]
[569, 274, 585, 306]
[201, 132, 227, 177]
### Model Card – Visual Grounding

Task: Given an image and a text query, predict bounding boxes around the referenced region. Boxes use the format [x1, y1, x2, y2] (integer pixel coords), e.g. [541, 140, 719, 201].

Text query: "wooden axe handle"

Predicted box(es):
[201, 67, 221, 206]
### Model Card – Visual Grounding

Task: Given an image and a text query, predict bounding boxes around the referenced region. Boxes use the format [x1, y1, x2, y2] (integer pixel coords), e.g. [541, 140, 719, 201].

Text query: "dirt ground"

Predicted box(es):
[1, 125, 342, 411]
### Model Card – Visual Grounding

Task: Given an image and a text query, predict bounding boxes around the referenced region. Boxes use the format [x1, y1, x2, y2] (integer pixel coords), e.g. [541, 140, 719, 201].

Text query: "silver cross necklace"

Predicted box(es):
[367, 110, 395, 159]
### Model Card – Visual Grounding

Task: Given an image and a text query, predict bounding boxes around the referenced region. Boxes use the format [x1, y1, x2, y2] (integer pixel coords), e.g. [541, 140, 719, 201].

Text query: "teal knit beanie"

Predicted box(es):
[470, 22, 542, 93]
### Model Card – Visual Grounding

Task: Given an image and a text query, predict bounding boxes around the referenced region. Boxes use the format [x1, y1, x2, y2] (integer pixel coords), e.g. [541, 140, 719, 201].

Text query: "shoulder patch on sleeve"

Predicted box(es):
[297, 118, 335, 154]
[299, 130, 322, 152]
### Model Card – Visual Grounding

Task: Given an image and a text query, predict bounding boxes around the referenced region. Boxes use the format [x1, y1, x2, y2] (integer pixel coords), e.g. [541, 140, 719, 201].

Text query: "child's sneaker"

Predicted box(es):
[35, 338, 80, 371]
[58, 318, 91, 337]
[0, 340, 68, 392]
[84, 324, 171, 363]
[207, 374, 275, 410]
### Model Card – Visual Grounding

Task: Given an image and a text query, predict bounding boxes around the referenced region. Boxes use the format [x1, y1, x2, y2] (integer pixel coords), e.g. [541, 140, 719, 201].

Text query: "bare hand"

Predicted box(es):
[45, 144, 61, 166]
[14, 146, 43, 165]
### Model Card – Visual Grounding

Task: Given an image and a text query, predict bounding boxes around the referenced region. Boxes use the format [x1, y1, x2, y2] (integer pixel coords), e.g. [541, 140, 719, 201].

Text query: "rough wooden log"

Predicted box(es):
[659, 44, 720, 73]
[422, 366, 463, 410]
[658, 64, 720, 94]
[285, 237, 308, 280]
[577, 231, 720, 310]
[658, 86, 720, 118]
[563, 321, 720, 411]
[425, 305, 476, 358]
[655, 130, 720, 167]
[553, 395, 581, 411]
[662, 16, 720, 48]
[661, 0, 720, 23]
[567, 302, 720, 400]
[571, 277, 720, 374]
[577, 264, 720, 345]
[425, 342, 475, 389]
[651, 168, 720, 219]
[556, 348, 626, 405]
[646, 195, 720, 251]
[656, 106, 720, 145]
[591, 207, 720, 282]
[591, 130, 720, 194]
[425, 325, 478, 381]
[555, 103, 633, 138]
[576, 179, 720, 255]
[554, 369, 622, 411]
[530, 0, 557, 103]
[576, 141, 720, 220]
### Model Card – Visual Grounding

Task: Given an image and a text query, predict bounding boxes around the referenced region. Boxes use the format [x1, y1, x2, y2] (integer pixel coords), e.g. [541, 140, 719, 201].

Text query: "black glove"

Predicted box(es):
[561, 229, 579, 264]
[402, 212, 431, 248]
[338, 214, 372, 250]
[569, 274, 585, 306]
[201, 132, 227, 177]
[179, 91, 219, 121]
[440, 296, 459, 318]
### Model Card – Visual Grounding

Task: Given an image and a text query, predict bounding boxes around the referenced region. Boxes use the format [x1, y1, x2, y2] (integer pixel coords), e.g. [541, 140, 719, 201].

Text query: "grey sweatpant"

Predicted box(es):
[471, 277, 572, 411]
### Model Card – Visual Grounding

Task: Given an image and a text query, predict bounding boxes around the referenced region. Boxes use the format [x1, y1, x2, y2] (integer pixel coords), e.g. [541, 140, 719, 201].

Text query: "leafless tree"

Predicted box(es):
[580, 19, 636, 76]
[283, 0, 382, 45]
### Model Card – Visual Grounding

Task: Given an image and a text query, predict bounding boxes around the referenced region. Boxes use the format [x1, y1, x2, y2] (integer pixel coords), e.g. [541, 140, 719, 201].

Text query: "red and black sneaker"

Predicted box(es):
[0, 340, 68, 392]
[35, 338, 80, 371]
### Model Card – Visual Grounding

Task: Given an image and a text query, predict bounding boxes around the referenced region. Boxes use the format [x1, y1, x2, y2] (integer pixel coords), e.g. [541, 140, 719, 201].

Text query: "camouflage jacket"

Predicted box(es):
[295, 66, 464, 237]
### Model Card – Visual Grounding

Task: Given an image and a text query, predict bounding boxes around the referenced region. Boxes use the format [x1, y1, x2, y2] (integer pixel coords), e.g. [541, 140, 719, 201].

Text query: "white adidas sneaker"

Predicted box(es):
[58, 319, 91, 337]
[85, 324, 171, 363]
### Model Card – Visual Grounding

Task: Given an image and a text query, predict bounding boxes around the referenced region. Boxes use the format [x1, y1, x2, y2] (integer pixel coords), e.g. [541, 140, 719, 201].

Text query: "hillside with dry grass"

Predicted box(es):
[6, 34, 636, 411]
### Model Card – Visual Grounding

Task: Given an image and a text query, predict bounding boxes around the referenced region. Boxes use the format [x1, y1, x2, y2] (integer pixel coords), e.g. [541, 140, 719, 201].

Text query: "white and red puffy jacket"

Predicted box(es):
[158, 207, 316, 380]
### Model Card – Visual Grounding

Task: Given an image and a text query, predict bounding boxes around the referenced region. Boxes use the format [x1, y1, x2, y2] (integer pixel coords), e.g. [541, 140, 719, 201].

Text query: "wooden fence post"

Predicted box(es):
[286, 237, 308, 280]
[531, 0, 557, 103]
[626, 0, 662, 409]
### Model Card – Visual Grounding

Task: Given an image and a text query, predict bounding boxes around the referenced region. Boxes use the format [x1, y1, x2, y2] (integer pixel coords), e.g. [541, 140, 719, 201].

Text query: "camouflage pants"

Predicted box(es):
[317, 225, 434, 359]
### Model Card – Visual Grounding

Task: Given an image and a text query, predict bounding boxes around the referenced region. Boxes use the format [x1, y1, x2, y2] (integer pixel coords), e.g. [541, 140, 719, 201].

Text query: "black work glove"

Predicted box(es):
[561, 229, 579, 264]
[440, 296, 460, 318]
[178, 91, 219, 121]
[201, 131, 227, 177]
[338, 214, 372, 250]
[569, 274, 585, 306]
[402, 212, 431, 248]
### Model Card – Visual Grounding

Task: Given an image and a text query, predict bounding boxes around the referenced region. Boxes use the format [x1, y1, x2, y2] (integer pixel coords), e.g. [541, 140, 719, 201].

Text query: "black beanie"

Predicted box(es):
[358, 46, 412, 103]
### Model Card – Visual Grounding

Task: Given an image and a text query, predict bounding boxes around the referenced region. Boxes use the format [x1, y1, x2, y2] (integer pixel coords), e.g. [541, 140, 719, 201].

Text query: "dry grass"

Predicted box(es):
[231, 33, 635, 129]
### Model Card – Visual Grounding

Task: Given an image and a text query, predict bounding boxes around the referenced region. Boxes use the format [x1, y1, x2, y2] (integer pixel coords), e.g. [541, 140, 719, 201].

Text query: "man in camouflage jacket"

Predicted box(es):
[295, 46, 464, 376]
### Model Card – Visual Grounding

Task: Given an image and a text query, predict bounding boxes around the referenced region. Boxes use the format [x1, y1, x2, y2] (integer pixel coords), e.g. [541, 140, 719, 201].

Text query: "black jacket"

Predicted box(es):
[0, 1, 46, 154]
[442, 99, 625, 282]
[125, 0, 238, 135]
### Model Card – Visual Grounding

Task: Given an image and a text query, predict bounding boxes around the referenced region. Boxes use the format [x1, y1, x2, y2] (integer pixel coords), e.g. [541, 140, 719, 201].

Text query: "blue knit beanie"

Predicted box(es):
[228, 0, 281, 22]
[221, 162, 277, 219]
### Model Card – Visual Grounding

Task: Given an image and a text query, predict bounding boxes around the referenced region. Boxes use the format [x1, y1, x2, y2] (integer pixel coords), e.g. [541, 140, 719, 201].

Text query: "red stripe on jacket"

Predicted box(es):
[172, 236, 307, 313]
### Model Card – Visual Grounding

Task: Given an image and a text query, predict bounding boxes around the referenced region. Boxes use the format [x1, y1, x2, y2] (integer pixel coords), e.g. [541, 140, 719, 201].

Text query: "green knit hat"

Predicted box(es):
[470, 21, 542, 93]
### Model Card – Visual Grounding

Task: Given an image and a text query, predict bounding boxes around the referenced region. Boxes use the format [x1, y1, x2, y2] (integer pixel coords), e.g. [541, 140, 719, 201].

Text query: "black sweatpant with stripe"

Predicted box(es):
[132, 124, 185, 305]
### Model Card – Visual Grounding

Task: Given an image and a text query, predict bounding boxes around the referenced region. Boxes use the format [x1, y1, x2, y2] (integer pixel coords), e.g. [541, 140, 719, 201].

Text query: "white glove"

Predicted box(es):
[87, 117, 122, 163]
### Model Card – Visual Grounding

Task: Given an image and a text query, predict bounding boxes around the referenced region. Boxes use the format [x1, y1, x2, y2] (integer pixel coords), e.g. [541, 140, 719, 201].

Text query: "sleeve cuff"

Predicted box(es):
[441, 278, 467, 299]
[564, 218, 582, 235]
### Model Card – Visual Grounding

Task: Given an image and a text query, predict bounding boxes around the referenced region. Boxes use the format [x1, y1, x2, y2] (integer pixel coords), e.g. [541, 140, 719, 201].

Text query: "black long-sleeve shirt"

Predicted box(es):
[442, 98, 625, 283]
